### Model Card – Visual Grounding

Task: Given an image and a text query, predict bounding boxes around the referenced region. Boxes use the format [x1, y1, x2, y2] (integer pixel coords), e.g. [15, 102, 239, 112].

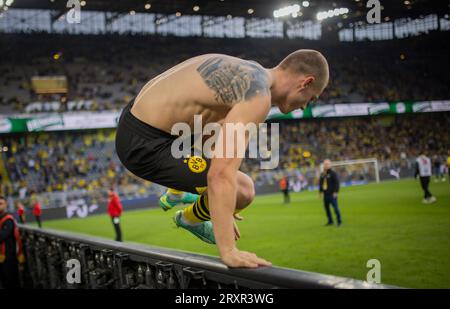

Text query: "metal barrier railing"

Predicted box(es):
[18, 225, 397, 289]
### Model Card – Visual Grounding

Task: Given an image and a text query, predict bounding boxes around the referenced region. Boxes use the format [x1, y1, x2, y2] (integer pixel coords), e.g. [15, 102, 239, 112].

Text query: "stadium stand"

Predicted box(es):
[0, 32, 449, 114]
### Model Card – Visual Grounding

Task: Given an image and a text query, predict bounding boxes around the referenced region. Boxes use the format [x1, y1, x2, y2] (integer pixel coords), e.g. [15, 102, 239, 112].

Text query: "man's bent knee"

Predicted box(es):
[237, 174, 255, 209]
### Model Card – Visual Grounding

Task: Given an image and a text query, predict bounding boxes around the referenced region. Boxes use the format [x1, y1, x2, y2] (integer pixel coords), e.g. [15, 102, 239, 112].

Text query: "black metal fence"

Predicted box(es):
[18, 225, 396, 289]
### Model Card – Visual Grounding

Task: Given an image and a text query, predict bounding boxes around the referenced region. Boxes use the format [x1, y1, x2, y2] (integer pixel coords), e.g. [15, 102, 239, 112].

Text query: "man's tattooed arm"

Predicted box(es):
[197, 57, 270, 105]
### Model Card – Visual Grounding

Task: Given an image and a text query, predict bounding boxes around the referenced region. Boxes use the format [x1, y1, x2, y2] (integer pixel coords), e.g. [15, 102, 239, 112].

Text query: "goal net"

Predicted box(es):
[320, 158, 380, 185]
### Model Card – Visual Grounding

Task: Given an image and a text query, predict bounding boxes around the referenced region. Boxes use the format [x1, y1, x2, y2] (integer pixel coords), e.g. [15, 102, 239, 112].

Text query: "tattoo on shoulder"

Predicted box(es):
[197, 57, 270, 105]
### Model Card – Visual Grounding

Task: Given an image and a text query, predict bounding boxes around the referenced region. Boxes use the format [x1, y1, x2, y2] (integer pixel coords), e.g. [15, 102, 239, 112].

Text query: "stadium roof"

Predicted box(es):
[12, 0, 450, 23]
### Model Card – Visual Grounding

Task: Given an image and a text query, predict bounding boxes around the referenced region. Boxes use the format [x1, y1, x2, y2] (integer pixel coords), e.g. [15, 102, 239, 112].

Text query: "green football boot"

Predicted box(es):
[159, 192, 199, 211]
[173, 210, 216, 244]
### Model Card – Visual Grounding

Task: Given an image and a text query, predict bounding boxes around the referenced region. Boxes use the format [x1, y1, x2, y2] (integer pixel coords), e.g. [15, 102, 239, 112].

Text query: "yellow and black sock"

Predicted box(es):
[183, 194, 210, 224]
[182, 194, 245, 224]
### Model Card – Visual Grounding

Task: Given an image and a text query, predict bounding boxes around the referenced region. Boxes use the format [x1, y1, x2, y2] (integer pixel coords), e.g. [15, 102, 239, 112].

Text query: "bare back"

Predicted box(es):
[131, 54, 270, 133]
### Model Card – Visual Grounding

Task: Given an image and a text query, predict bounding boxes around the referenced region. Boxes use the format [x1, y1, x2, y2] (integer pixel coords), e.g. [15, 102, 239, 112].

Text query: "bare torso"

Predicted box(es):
[131, 54, 270, 134]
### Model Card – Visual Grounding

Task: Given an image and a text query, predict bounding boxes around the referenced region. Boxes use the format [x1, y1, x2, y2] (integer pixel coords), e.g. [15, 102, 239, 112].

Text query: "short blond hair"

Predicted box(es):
[279, 49, 329, 91]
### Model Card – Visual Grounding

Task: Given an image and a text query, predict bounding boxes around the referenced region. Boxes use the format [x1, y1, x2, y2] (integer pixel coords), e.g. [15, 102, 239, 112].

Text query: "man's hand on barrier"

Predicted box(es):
[221, 247, 272, 268]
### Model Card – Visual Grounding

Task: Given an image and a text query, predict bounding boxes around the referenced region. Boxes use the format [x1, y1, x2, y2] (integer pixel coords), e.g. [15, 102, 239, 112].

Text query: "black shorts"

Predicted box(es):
[115, 99, 209, 194]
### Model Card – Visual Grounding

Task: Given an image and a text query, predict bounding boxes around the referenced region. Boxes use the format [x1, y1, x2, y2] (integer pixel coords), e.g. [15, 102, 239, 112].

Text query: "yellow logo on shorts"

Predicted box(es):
[187, 156, 207, 173]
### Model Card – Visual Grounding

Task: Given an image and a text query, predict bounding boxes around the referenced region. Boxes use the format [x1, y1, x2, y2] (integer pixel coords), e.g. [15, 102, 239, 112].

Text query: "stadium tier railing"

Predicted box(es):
[18, 225, 398, 289]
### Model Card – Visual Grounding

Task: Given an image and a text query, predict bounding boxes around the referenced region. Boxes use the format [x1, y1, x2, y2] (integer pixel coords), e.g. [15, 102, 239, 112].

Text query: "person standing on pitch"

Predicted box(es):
[432, 155, 444, 182]
[16, 201, 25, 224]
[32, 200, 42, 228]
[415, 153, 436, 204]
[107, 188, 123, 242]
[279, 176, 290, 204]
[319, 159, 342, 226]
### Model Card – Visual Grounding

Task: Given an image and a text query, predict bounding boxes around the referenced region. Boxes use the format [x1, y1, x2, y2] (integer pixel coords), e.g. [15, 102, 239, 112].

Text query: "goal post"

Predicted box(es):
[320, 158, 380, 184]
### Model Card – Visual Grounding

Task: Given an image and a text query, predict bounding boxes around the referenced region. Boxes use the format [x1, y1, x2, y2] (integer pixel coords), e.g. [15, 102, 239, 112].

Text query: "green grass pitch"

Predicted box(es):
[40, 179, 450, 288]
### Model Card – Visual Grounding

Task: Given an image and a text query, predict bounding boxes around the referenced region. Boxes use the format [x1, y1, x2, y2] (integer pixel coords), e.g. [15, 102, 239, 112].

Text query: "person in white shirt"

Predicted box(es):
[415, 153, 436, 204]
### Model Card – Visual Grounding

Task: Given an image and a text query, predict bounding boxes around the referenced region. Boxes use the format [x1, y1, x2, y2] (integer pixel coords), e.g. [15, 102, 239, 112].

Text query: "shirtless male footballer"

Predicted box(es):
[115, 50, 329, 268]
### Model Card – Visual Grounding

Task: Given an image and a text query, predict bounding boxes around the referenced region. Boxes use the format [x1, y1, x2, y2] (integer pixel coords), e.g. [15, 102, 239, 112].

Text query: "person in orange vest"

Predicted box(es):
[279, 176, 290, 204]
[107, 188, 123, 242]
[0, 195, 25, 289]
[33, 200, 42, 228]
[16, 201, 25, 224]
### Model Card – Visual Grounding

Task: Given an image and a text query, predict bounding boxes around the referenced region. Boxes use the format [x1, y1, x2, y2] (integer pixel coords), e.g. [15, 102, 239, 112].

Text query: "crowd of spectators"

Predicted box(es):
[0, 32, 449, 114]
[0, 129, 155, 201]
[240, 112, 450, 185]
[1, 112, 448, 201]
